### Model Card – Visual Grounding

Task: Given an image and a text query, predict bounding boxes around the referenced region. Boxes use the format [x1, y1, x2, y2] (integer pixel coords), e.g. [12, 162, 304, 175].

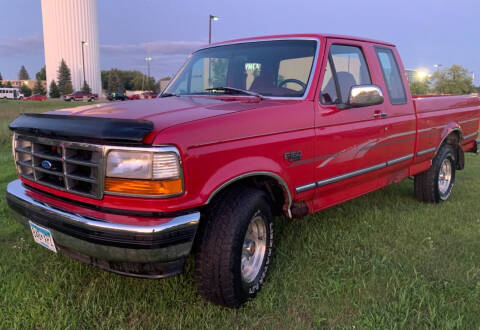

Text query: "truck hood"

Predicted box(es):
[50, 96, 270, 133]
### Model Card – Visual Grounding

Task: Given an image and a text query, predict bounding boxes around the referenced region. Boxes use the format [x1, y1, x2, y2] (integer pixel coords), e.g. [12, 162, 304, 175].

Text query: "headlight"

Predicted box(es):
[106, 151, 153, 179]
[105, 149, 183, 197]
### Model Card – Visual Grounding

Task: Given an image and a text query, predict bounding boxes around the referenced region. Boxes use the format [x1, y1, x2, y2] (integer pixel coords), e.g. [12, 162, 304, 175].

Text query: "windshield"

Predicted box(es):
[165, 39, 318, 98]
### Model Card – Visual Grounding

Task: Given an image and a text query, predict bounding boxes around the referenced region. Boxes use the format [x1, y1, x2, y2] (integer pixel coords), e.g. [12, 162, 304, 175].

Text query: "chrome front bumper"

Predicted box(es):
[5, 179, 200, 278]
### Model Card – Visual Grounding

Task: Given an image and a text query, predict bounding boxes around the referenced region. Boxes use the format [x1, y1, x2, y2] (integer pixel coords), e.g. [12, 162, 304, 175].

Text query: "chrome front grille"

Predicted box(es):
[14, 134, 104, 199]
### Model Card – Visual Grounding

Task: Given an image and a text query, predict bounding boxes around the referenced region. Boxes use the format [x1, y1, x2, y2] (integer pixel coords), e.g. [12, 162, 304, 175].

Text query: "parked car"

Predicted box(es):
[23, 94, 47, 101]
[7, 34, 480, 308]
[106, 92, 129, 101]
[128, 94, 141, 100]
[64, 91, 98, 102]
[142, 91, 158, 99]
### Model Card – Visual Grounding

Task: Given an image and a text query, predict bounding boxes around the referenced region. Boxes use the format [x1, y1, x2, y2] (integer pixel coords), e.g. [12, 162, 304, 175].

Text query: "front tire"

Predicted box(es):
[194, 187, 274, 308]
[414, 144, 456, 202]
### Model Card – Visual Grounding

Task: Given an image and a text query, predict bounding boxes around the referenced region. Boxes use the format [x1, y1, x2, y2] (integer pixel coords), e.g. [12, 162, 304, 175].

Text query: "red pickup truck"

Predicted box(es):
[7, 34, 480, 308]
[64, 91, 98, 102]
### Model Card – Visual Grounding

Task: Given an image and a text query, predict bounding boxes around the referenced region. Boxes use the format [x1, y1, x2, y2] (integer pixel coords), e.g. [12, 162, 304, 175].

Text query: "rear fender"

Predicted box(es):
[437, 124, 463, 169]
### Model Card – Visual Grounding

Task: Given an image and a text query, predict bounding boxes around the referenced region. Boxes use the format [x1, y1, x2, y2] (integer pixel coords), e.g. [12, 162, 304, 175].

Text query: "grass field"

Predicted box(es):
[1, 100, 480, 328]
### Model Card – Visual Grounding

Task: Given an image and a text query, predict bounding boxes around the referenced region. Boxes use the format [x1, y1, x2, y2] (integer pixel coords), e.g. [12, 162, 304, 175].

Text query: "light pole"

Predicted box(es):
[209, 15, 219, 44]
[81, 41, 88, 89]
[145, 57, 152, 91]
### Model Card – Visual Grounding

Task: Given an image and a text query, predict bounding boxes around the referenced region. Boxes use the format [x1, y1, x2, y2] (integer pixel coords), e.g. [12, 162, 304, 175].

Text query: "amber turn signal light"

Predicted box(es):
[104, 177, 183, 196]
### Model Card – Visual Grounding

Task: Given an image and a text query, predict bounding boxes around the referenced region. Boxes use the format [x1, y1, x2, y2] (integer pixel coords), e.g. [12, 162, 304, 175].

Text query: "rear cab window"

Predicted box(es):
[320, 44, 371, 105]
[375, 47, 407, 105]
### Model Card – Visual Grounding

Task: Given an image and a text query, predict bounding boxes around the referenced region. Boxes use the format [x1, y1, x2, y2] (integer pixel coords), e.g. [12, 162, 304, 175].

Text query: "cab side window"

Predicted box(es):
[375, 47, 407, 105]
[320, 45, 371, 105]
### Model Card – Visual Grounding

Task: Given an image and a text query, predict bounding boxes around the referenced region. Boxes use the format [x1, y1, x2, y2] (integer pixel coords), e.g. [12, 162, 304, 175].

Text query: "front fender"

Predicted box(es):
[199, 156, 291, 208]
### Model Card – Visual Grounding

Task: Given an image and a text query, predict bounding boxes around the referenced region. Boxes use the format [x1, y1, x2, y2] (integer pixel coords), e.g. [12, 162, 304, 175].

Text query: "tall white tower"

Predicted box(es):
[41, 0, 102, 96]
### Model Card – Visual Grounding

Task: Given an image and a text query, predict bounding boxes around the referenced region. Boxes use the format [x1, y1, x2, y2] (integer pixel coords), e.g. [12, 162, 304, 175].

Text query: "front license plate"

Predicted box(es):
[29, 221, 57, 253]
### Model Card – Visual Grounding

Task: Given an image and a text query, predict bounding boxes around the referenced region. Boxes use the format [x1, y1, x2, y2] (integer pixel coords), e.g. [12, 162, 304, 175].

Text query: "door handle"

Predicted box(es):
[373, 112, 388, 119]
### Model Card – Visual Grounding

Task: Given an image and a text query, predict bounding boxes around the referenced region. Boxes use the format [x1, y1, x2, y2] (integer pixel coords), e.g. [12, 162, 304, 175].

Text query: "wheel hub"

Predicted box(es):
[438, 158, 452, 195]
[241, 215, 267, 283]
[244, 240, 256, 256]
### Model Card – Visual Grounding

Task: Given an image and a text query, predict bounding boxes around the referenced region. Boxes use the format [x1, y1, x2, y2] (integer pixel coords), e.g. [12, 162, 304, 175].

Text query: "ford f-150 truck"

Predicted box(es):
[6, 34, 480, 308]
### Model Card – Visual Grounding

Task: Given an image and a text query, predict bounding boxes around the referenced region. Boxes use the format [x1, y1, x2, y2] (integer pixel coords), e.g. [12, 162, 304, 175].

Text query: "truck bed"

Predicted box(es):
[413, 94, 480, 114]
[412, 94, 480, 166]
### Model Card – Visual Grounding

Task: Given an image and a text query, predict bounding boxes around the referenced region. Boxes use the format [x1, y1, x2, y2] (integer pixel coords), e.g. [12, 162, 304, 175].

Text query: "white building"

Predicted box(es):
[41, 0, 102, 96]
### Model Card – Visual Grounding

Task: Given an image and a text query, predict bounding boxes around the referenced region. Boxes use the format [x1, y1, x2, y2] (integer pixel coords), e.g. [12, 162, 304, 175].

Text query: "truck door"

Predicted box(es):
[308, 39, 391, 211]
[372, 46, 416, 178]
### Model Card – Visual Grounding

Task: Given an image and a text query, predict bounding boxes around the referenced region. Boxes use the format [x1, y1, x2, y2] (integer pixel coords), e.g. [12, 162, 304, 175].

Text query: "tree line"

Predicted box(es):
[0, 63, 169, 97]
[100, 69, 169, 94]
[410, 64, 478, 95]
[0, 61, 83, 98]
[48, 60, 90, 98]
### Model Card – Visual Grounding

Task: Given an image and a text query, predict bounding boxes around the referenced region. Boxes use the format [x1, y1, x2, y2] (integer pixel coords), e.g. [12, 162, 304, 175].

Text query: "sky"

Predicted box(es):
[0, 0, 478, 85]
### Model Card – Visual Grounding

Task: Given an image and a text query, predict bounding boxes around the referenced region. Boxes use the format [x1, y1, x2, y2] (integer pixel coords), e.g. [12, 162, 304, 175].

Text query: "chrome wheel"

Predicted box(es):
[241, 215, 267, 283]
[438, 158, 452, 195]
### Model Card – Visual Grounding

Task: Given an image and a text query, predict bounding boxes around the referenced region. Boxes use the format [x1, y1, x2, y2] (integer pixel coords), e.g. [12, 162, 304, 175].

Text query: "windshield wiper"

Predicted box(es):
[159, 92, 180, 98]
[205, 86, 264, 100]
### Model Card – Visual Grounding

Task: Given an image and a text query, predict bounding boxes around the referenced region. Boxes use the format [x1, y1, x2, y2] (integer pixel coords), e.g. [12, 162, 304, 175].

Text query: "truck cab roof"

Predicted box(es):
[205, 33, 395, 50]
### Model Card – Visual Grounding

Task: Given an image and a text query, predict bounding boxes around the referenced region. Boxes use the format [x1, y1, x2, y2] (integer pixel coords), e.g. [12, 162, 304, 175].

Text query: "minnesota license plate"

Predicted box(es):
[29, 221, 57, 253]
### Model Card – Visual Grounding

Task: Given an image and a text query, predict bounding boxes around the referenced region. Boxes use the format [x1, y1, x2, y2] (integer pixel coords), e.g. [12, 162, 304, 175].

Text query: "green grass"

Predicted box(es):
[1, 100, 480, 328]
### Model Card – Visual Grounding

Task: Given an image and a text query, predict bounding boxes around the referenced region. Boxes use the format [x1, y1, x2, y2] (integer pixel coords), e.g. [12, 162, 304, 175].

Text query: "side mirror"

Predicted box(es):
[347, 85, 384, 108]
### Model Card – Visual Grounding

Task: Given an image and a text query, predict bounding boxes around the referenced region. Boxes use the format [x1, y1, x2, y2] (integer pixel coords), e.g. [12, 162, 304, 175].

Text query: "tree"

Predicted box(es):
[57, 59, 73, 95]
[131, 72, 147, 90]
[145, 76, 156, 92]
[18, 65, 30, 80]
[119, 70, 138, 91]
[409, 78, 431, 95]
[210, 58, 228, 87]
[100, 70, 109, 90]
[0, 72, 3, 87]
[36, 66, 46, 80]
[431, 65, 474, 95]
[20, 84, 32, 97]
[33, 78, 46, 95]
[152, 79, 161, 93]
[107, 69, 123, 93]
[5, 81, 12, 88]
[101, 69, 151, 92]
[49, 80, 60, 98]
[81, 81, 92, 94]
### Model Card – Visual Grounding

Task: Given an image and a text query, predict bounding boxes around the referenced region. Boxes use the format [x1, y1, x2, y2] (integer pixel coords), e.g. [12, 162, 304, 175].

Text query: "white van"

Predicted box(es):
[0, 88, 24, 100]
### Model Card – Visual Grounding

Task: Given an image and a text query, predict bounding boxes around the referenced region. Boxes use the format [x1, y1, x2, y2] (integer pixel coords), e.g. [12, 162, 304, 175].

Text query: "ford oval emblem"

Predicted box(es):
[41, 160, 53, 170]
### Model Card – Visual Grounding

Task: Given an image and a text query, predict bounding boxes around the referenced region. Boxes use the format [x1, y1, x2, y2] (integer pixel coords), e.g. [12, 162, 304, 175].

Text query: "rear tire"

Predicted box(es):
[414, 144, 456, 203]
[194, 187, 274, 308]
